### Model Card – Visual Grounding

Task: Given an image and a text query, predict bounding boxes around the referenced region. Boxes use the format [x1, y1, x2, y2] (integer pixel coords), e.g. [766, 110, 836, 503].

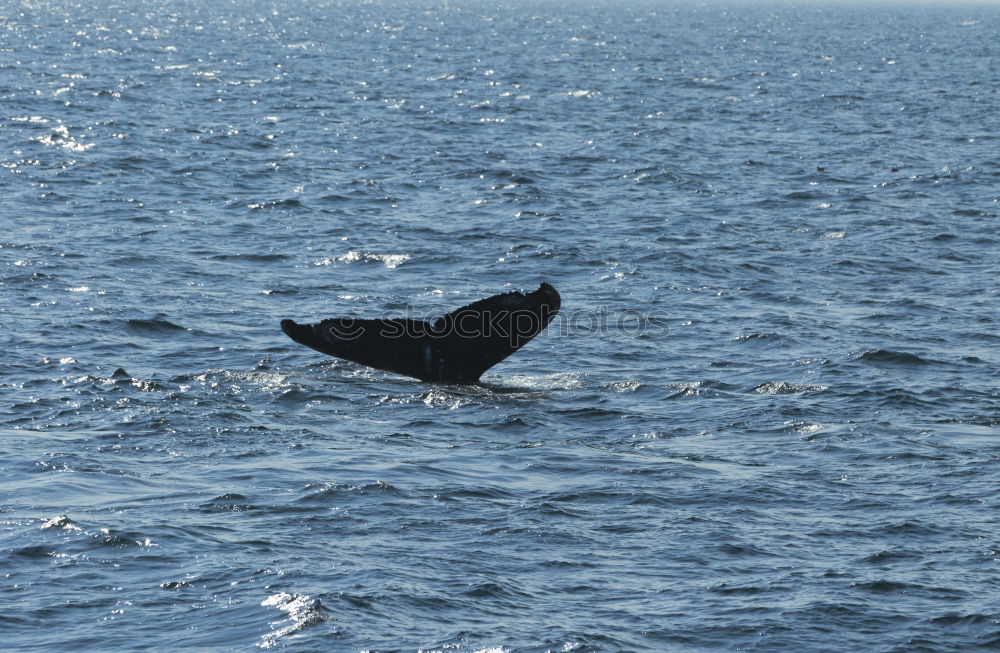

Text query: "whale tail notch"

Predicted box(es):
[281, 282, 560, 383]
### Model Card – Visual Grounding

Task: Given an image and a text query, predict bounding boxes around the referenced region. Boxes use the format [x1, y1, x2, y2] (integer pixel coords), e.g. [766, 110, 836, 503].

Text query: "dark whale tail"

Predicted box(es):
[281, 283, 560, 383]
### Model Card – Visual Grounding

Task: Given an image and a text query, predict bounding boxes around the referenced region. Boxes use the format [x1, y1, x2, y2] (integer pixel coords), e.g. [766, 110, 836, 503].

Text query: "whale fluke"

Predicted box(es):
[281, 282, 560, 383]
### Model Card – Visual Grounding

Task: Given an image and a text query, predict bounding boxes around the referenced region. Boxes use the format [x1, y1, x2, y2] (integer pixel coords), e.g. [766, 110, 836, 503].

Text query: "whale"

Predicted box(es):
[281, 282, 560, 383]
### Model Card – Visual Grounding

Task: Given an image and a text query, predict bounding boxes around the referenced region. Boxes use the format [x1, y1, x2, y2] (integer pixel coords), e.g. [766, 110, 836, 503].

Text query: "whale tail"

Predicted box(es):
[281, 282, 560, 383]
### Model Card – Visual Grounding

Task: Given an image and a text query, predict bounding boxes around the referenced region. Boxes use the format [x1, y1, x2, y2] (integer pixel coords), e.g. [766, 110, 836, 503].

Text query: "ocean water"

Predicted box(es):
[2, 0, 999, 650]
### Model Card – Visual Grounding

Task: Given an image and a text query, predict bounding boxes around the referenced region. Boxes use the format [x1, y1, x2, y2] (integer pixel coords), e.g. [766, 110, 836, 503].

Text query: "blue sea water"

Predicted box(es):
[2, 0, 999, 650]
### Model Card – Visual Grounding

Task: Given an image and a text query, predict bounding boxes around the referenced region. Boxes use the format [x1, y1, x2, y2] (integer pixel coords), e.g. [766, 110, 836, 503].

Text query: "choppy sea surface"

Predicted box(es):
[2, 1, 999, 651]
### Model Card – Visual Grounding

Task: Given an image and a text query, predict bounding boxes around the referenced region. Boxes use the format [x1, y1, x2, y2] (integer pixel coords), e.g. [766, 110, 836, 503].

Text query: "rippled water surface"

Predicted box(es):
[2, 1, 999, 651]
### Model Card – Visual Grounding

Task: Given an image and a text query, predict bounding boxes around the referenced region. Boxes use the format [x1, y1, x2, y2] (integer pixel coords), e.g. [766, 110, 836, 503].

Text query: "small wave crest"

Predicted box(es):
[856, 349, 938, 366]
[314, 251, 410, 269]
[259, 592, 330, 649]
[752, 381, 829, 395]
[126, 318, 186, 333]
[40, 515, 82, 531]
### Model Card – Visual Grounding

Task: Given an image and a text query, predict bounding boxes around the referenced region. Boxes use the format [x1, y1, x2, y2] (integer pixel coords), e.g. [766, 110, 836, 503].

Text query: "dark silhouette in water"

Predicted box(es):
[281, 283, 560, 383]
